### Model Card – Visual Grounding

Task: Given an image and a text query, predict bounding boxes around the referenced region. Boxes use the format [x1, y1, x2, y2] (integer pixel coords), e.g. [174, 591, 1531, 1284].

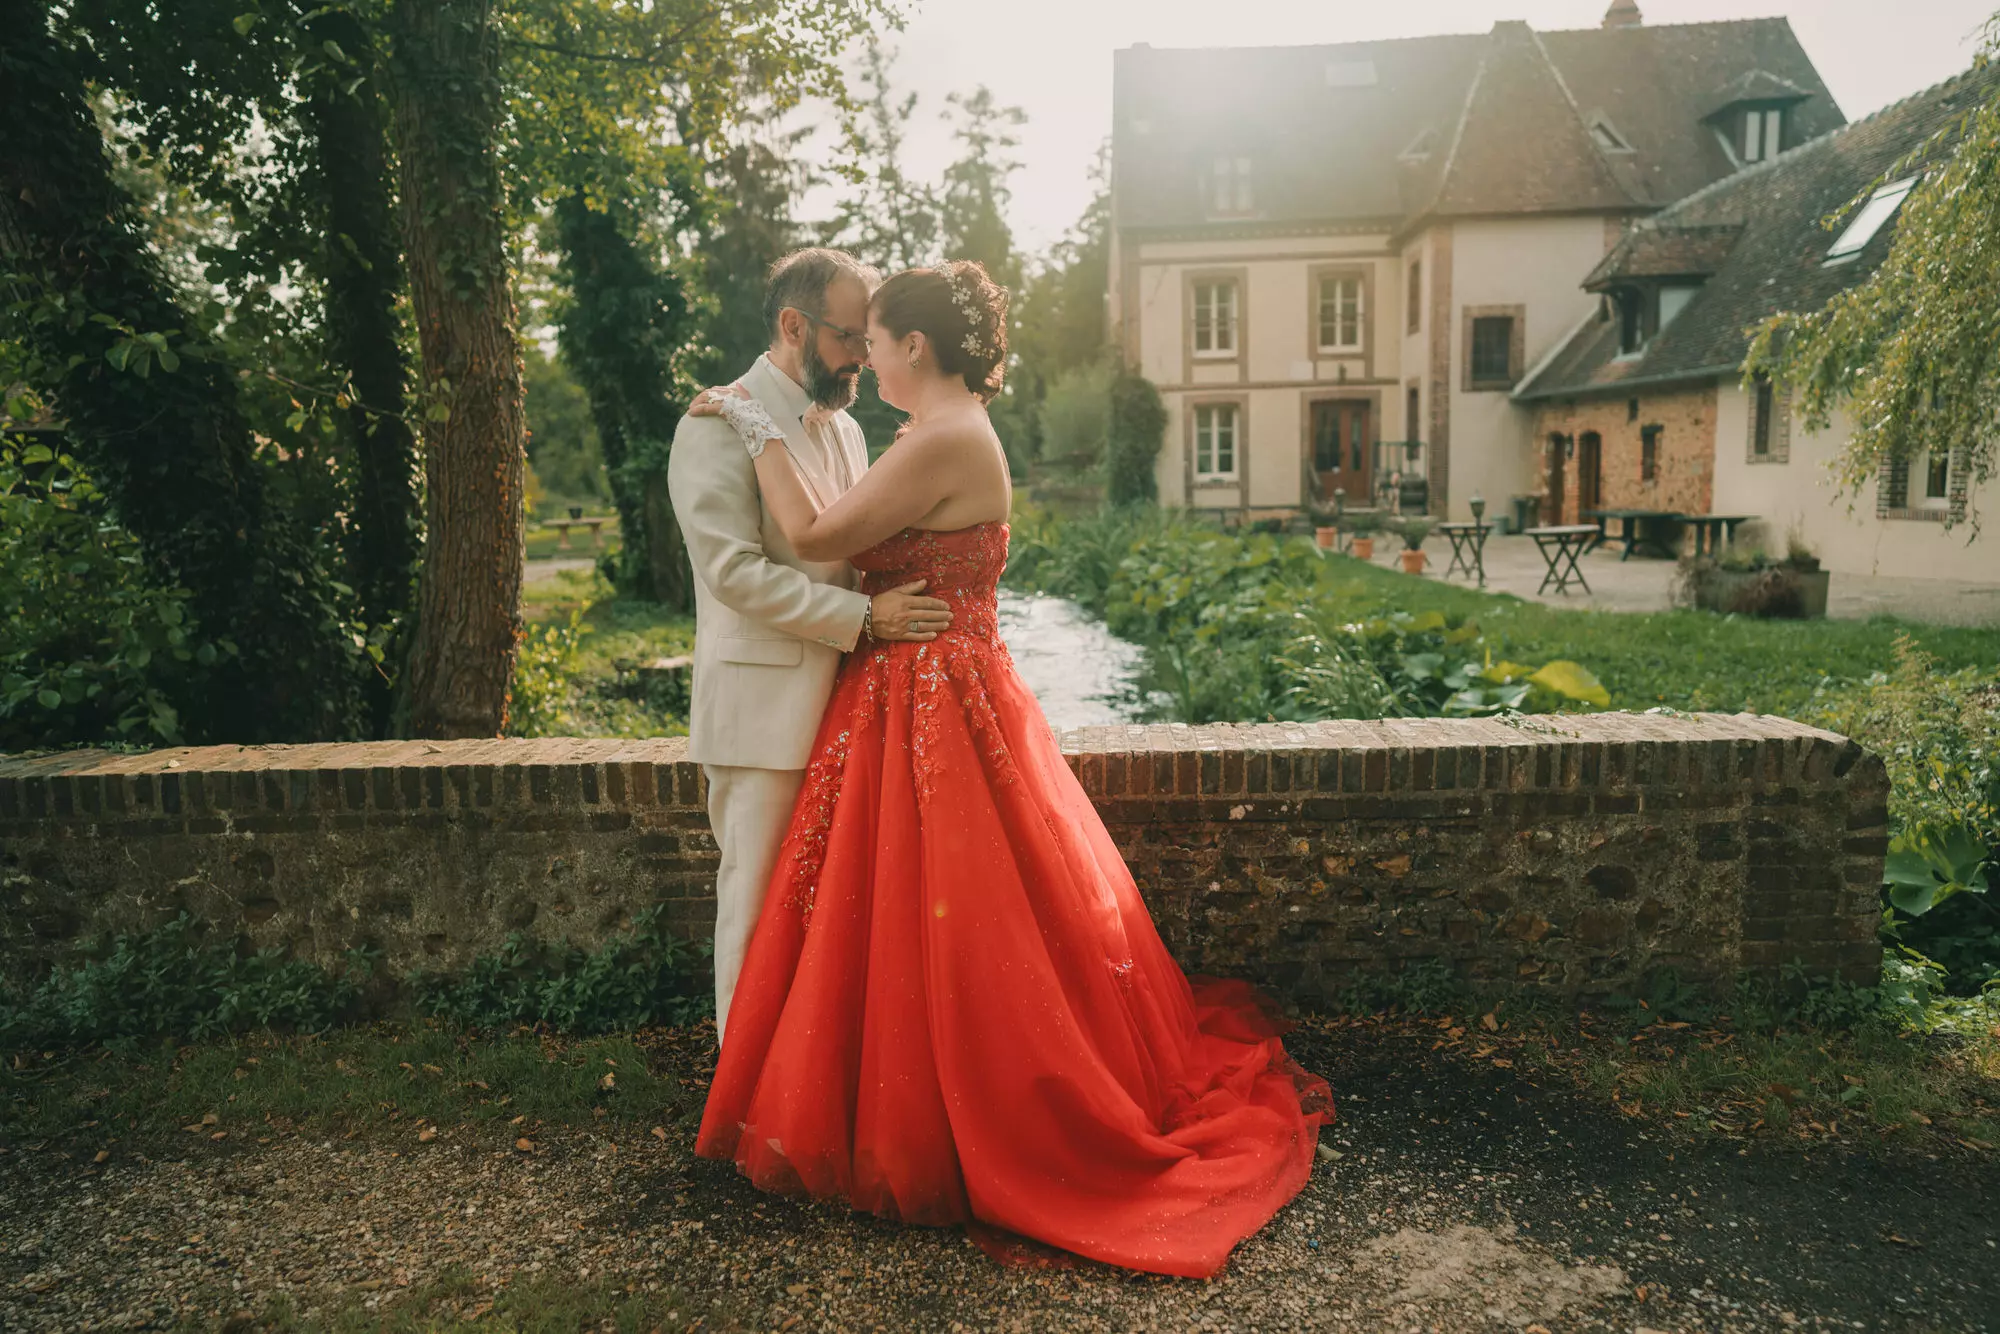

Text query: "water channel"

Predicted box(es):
[995, 588, 1145, 731]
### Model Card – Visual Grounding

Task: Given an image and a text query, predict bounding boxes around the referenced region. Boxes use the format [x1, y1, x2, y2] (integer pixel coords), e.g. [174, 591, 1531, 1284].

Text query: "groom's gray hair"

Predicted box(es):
[763, 247, 880, 338]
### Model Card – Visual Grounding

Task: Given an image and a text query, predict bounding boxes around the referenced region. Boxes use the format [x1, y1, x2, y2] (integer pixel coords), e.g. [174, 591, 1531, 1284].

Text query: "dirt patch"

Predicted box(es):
[1, 1021, 1995, 1332]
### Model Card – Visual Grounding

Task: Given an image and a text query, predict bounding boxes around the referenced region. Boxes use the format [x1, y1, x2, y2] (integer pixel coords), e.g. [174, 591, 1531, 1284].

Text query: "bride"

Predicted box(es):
[687, 259, 1330, 1278]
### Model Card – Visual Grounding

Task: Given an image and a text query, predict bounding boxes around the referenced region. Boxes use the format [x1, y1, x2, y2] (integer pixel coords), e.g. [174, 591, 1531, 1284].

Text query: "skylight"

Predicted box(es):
[1589, 115, 1633, 153]
[1825, 176, 1918, 264]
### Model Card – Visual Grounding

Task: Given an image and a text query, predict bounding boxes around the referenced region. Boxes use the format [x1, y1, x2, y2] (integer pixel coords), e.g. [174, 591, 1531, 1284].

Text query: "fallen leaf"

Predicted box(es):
[93, 1150, 110, 1164]
[510, 1114, 525, 1125]
[418, 1128, 437, 1143]
[515, 1137, 535, 1153]
[200, 1113, 219, 1127]
[786, 1283, 809, 1296]
[1491, 1058, 1513, 1069]
[1480, 1012, 1499, 1032]
[210, 1131, 227, 1141]
[598, 1072, 615, 1091]
[651, 1126, 667, 1142]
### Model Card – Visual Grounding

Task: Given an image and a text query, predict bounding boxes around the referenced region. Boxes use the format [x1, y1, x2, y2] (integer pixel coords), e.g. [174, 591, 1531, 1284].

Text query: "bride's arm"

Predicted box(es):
[709, 393, 952, 563]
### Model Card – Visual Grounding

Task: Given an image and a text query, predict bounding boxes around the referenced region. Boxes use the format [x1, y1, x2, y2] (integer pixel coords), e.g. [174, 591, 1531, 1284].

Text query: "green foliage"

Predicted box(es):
[0, 915, 371, 1052]
[412, 906, 711, 1032]
[1010, 509, 1609, 725]
[1814, 638, 2000, 991]
[1744, 38, 2000, 516]
[506, 609, 587, 738]
[1105, 370, 1165, 506]
[1036, 363, 1113, 474]
[1010, 145, 1112, 465]
[520, 342, 604, 508]
[0, 436, 228, 748]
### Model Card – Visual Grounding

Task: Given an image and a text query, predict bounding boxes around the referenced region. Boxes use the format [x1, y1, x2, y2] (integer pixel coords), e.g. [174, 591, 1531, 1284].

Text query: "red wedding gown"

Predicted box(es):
[694, 522, 1330, 1278]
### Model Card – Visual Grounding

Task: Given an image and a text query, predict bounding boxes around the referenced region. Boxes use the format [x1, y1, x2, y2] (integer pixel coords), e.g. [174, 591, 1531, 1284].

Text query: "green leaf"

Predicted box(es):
[36, 689, 61, 710]
[105, 342, 131, 371]
[21, 443, 53, 465]
[232, 12, 260, 35]
[1528, 660, 1611, 708]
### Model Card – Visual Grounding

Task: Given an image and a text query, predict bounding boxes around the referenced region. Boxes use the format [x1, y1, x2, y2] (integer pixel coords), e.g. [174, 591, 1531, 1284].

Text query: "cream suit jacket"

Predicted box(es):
[667, 355, 871, 771]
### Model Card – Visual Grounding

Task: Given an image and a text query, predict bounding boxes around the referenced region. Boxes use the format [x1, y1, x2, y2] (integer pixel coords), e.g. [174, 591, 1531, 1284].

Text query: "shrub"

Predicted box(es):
[506, 609, 586, 737]
[1106, 371, 1165, 505]
[0, 915, 371, 1051]
[0, 437, 229, 749]
[1034, 363, 1113, 478]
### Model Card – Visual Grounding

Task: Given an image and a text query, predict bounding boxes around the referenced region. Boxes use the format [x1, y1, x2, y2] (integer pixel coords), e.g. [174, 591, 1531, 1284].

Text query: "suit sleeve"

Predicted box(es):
[668, 416, 870, 651]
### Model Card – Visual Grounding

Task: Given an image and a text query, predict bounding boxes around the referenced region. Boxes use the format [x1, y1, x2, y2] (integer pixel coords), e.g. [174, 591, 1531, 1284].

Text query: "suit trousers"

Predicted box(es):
[702, 763, 806, 1045]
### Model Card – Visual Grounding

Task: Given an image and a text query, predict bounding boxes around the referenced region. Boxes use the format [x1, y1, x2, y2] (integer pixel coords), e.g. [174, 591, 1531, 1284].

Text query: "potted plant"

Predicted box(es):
[567, 504, 585, 521]
[1394, 517, 1435, 575]
[1344, 508, 1382, 561]
[1308, 500, 1341, 550]
[1679, 541, 1830, 619]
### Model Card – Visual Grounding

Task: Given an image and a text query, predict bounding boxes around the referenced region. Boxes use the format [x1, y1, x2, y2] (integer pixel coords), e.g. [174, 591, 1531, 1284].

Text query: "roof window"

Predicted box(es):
[1589, 115, 1633, 153]
[1825, 176, 1918, 265]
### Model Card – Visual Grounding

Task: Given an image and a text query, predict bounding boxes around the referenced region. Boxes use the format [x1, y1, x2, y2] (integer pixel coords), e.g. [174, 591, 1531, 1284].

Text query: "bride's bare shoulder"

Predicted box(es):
[892, 406, 998, 453]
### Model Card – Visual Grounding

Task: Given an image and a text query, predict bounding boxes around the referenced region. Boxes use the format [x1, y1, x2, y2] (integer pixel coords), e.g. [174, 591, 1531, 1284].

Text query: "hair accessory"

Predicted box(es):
[945, 265, 991, 362]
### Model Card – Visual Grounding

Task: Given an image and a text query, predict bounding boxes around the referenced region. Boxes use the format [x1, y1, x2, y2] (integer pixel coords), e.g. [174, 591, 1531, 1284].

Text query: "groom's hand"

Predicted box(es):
[870, 581, 953, 643]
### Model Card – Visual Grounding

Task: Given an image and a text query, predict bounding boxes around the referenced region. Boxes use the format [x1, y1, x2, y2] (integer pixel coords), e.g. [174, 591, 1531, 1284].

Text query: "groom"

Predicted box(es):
[668, 247, 952, 1043]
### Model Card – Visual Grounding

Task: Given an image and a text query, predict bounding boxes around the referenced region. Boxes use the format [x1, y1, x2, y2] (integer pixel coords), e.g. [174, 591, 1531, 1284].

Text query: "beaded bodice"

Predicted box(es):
[852, 521, 1008, 644]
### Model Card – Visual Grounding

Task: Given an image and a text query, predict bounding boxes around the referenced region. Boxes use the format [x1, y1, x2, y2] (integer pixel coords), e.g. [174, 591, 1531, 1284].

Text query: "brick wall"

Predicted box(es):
[1533, 384, 1717, 526]
[0, 713, 1886, 1003]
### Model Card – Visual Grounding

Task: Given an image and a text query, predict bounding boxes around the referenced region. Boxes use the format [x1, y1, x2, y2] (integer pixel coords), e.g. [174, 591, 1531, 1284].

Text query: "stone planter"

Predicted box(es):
[1399, 549, 1427, 575]
[1351, 537, 1374, 561]
[1691, 565, 1830, 619]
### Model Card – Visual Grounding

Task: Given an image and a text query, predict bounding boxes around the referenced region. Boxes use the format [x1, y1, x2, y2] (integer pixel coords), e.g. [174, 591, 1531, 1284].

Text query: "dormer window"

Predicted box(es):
[1210, 156, 1253, 215]
[1742, 107, 1784, 163]
[1612, 282, 1700, 354]
[1826, 176, 1918, 265]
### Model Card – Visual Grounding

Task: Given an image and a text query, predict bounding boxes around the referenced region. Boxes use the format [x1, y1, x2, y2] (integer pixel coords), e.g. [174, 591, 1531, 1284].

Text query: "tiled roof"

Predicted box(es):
[1516, 59, 2000, 400]
[1111, 16, 1842, 234]
[1583, 224, 1743, 286]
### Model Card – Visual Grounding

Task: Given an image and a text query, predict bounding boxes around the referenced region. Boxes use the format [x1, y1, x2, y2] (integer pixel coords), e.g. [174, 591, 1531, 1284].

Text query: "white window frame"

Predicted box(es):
[1193, 404, 1239, 481]
[1743, 108, 1782, 163]
[1826, 176, 1919, 265]
[1192, 280, 1238, 358]
[1316, 276, 1364, 353]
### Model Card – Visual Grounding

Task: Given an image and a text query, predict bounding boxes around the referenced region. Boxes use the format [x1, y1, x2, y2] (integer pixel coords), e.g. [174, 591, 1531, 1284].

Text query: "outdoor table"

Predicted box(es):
[1436, 521, 1494, 588]
[550, 518, 607, 549]
[1523, 524, 1601, 595]
[1582, 508, 1680, 560]
[1679, 513, 1757, 558]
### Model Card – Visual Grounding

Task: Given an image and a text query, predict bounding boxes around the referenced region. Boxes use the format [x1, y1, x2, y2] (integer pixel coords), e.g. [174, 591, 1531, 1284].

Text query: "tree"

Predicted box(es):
[0, 0, 365, 742]
[387, 0, 527, 737]
[1746, 34, 2000, 529]
[940, 87, 1027, 292]
[693, 115, 818, 386]
[1011, 146, 1112, 465]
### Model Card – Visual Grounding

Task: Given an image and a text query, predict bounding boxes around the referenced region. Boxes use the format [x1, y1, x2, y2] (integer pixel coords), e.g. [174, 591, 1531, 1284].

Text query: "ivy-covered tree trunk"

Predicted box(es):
[300, 5, 422, 662]
[387, 0, 526, 737]
[0, 2, 361, 742]
[553, 191, 694, 611]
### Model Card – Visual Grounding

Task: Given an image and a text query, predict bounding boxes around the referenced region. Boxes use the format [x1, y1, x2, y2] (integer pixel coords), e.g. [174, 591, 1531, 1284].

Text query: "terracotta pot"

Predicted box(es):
[1315, 527, 1338, 549]
[1351, 537, 1374, 561]
[1399, 549, 1427, 575]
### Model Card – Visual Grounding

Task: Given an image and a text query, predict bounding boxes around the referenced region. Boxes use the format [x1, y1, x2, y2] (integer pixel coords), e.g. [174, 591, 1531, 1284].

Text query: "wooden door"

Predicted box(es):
[1311, 400, 1373, 505]
[1577, 431, 1603, 518]
[1544, 434, 1568, 525]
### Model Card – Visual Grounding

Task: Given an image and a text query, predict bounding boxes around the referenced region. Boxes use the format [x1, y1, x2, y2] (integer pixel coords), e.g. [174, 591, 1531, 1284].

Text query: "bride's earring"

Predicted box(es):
[908, 348, 920, 368]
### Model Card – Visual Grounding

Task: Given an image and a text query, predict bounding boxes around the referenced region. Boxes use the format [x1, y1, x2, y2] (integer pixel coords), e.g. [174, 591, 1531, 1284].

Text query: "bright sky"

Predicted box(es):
[819, 0, 1997, 254]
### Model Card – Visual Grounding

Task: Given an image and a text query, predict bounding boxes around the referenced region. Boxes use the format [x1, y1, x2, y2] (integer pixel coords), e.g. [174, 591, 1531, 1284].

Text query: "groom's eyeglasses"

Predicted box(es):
[791, 308, 871, 357]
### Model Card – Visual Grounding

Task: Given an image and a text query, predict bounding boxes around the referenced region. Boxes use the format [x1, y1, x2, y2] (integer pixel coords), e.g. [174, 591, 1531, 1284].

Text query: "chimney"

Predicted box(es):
[1603, 0, 1642, 27]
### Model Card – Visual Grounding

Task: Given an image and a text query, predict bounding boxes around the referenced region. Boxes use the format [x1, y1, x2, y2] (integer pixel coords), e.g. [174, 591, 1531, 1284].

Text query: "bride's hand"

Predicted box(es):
[687, 383, 750, 418]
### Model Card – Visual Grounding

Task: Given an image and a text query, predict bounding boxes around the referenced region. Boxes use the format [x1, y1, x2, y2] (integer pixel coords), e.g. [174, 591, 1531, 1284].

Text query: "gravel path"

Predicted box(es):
[3, 1023, 1995, 1332]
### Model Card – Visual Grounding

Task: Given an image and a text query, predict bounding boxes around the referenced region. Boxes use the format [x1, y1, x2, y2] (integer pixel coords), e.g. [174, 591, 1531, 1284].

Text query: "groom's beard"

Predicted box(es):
[803, 340, 861, 411]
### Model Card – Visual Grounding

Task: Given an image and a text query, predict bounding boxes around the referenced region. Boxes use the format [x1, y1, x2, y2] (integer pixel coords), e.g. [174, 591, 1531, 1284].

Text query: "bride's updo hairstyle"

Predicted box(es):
[871, 259, 1010, 400]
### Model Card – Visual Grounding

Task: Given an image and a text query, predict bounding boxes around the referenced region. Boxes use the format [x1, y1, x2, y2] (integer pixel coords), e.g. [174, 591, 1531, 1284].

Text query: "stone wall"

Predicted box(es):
[1531, 384, 1717, 527]
[0, 713, 1887, 1003]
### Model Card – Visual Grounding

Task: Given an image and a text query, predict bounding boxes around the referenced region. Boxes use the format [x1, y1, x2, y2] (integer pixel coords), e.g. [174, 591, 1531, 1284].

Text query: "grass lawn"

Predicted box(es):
[1305, 552, 2000, 717]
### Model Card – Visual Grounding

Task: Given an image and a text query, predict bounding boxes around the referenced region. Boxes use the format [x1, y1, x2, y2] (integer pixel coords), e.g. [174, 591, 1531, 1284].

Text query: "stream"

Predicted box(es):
[995, 588, 1145, 731]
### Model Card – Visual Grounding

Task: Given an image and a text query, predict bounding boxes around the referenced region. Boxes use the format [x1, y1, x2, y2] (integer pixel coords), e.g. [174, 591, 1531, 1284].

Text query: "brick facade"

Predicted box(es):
[0, 714, 1885, 1004]
[1532, 384, 1717, 527]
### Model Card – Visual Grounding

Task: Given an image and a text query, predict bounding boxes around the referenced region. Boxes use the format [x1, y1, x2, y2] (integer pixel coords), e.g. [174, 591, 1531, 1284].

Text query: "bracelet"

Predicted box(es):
[861, 600, 874, 641]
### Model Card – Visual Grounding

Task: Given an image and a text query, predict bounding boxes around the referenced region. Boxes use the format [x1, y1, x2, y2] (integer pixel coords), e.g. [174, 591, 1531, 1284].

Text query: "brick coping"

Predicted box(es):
[0, 711, 1843, 779]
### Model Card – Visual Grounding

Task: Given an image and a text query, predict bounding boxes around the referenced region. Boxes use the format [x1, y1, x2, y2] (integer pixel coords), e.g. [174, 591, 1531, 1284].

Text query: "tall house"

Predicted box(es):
[1109, 4, 1841, 520]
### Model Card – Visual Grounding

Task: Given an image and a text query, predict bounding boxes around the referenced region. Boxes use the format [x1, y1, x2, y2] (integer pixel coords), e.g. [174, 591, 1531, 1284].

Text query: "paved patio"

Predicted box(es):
[1351, 533, 2000, 625]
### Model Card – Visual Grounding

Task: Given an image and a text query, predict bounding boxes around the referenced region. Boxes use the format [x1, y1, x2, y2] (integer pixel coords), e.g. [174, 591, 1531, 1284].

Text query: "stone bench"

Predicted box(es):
[0, 713, 1887, 1001]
